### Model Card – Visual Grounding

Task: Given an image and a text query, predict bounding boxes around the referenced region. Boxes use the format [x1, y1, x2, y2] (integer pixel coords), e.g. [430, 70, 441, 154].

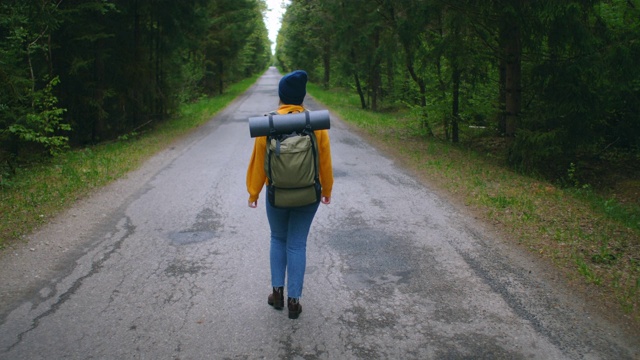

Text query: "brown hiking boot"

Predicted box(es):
[288, 297, 302, 319]
[267, 287, 284, 310]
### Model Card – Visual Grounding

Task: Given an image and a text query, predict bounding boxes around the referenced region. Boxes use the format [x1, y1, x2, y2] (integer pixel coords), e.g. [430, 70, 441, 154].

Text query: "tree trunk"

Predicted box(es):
[93, 37, 106, 142]
[219, 61, 224, 95]
[47, 34, 53, 77]
[405, 53, 431, 134]
[450, 19, 461, 143]
[435, 56, 449, 140]
[504, 21, 522, 139]
[386, 55, 393, 102]
[132, 0, 140, 126]
[452, 66, 461, 143]
[371, 66, 380, 111]
[370, 28, 381, 111]
[156, 32, 163, 120]
[350, 48, 367, 109]
[354, 72, 366, 109]
[323, 38, 330, 88]
[498, 55, 507, 135]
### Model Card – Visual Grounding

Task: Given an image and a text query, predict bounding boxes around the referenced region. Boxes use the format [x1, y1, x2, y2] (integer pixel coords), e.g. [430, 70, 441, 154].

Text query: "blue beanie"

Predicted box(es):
[278, 70, 307, 105]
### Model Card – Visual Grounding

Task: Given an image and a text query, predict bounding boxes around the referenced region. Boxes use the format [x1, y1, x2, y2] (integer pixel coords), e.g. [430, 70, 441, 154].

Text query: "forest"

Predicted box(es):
[0, 0, 271, 165]
[1, 0, 638, 187]
[276, 0, 640, 186]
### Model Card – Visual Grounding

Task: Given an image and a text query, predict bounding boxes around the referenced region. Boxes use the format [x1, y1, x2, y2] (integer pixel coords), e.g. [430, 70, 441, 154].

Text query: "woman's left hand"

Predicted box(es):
[321, 196, 331, 205]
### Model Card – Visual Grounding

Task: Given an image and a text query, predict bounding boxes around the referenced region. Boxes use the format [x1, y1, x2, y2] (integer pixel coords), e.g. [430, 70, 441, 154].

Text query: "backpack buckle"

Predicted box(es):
[304, 110, 312, 134]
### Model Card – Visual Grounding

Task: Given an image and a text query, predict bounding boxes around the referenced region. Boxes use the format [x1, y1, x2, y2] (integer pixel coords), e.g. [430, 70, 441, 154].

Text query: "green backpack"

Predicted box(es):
[265, 111, 321, 208]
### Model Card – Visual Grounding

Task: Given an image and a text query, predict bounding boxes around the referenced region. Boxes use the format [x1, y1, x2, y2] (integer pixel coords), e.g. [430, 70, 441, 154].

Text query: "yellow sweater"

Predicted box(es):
[246, 104, 334, 203]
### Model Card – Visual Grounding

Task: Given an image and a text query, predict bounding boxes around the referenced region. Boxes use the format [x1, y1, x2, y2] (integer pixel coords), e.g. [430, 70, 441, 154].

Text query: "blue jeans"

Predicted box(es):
[266, 200, 320, 299]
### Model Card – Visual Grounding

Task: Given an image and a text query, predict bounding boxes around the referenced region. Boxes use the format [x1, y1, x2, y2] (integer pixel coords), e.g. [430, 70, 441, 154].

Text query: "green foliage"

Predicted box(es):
[198, 0, 267, 94]
[277, 1, 321, 74]
[276, 0, 639, 185]
[239, 11, 271, 77]
[0, 0, 271, 163]
[504, 0, 640, 177]
[8, 77, 70, 155]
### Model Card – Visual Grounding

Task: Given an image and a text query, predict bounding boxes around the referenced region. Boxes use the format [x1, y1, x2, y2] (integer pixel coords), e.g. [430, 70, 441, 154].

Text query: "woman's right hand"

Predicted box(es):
[248, 200, 258, 208]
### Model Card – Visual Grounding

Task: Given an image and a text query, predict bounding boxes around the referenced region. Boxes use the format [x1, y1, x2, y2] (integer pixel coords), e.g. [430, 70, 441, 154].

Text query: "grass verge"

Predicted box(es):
[308, 83, 640, 326]
[0, 75, 260, 248]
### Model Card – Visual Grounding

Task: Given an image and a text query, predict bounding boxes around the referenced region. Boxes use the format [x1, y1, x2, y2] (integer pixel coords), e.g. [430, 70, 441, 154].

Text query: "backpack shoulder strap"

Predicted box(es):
[302, 111, 320, 183]
[265, 111, 278, 183]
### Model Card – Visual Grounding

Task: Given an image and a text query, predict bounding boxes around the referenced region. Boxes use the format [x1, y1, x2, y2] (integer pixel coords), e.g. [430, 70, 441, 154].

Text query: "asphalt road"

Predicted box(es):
[1, 67, 638, 359]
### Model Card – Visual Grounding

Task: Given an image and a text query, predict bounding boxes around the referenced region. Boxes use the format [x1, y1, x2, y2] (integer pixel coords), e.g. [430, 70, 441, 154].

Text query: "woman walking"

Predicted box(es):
[246, 70, 334, 319]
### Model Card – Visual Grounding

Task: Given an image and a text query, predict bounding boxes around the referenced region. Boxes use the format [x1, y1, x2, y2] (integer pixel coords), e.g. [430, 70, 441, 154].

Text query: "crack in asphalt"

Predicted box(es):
[5, 216, 135, 352]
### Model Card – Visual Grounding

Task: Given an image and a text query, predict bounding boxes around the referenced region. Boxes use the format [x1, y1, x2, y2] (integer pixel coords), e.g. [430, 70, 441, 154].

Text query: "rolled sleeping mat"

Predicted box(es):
[249, 110, 330, 137]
